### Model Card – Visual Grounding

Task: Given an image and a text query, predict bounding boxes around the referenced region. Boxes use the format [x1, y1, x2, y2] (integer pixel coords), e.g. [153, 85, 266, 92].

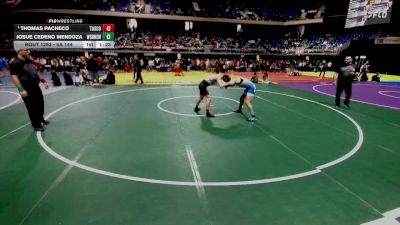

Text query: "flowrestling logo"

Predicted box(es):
[345, 0, 393, 28]
[47, 19, 84, 24]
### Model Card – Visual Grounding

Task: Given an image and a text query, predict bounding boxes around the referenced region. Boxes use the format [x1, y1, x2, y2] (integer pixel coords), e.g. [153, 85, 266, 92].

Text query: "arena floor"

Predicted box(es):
[1, 73, 400, 225]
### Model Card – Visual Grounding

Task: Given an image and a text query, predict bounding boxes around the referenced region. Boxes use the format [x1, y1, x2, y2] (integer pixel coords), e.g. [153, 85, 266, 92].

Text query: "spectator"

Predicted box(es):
[251, 72, 259, 83]
[51, 72, 62, 86]
[102, 71, 116, 84]
[371, 73, 381, 82]
[63, 72, 74, 85]
[87, 54, 98, 82]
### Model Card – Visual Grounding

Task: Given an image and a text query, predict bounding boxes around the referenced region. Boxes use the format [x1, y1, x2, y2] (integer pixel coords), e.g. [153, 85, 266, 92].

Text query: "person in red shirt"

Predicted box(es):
[97, 56, 103, 67]
[124, 62, 131, 72]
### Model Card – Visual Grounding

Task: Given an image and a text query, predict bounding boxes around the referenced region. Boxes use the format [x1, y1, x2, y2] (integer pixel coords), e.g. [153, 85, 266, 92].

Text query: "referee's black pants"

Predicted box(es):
[135, 70, 143, 84]
[22, 84, 45, 128]
[335, 79, 352, 107]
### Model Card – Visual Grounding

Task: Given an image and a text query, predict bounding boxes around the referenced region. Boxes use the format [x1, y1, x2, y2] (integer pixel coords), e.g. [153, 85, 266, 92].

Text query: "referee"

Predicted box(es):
[335, 56, 359, 109]
[10, 48, 49, 132]
[134, 55, 144, 84]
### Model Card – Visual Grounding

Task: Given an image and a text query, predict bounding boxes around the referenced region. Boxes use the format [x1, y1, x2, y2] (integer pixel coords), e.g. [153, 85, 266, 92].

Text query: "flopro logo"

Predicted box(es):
[368, 11, 388, 19]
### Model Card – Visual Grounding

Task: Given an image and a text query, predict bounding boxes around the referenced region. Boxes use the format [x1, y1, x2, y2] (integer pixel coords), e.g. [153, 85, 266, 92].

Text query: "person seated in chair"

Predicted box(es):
[371, 72, 381, 82]
[250, 72, 259, 84]
[101, 71, 115, 85]
[292, 70, 301, 76]
[63, 72, 74, 85]
[360, 64, 369, 81]
[51, 72, 62, 86]
[74, 71, 84, 86]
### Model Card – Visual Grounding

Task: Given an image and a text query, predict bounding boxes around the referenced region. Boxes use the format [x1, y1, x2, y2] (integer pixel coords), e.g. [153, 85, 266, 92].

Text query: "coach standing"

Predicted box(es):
[335, 56, 359, 109]
[10, 48, 49, 132]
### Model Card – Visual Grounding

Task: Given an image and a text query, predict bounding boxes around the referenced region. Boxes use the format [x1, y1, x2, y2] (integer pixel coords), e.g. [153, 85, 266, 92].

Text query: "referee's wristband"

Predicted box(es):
[17, 86, 25, 92]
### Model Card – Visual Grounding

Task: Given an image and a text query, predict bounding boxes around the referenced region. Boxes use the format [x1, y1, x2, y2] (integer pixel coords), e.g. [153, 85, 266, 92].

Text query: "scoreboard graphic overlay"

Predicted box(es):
[345, 0, 394, 28]
[14, 24, 115, 49]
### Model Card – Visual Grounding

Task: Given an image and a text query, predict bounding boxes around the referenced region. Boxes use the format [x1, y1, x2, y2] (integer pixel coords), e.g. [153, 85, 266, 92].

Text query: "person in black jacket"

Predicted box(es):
[10, 48, 49, 132]
[371, 73, 381, 82]
[63, 72, 74, 85]
[135, 55, 144, 84]
[51, 72, 61, 86]
[87, 54, 98, 83]
[102, 71, 116, 84]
